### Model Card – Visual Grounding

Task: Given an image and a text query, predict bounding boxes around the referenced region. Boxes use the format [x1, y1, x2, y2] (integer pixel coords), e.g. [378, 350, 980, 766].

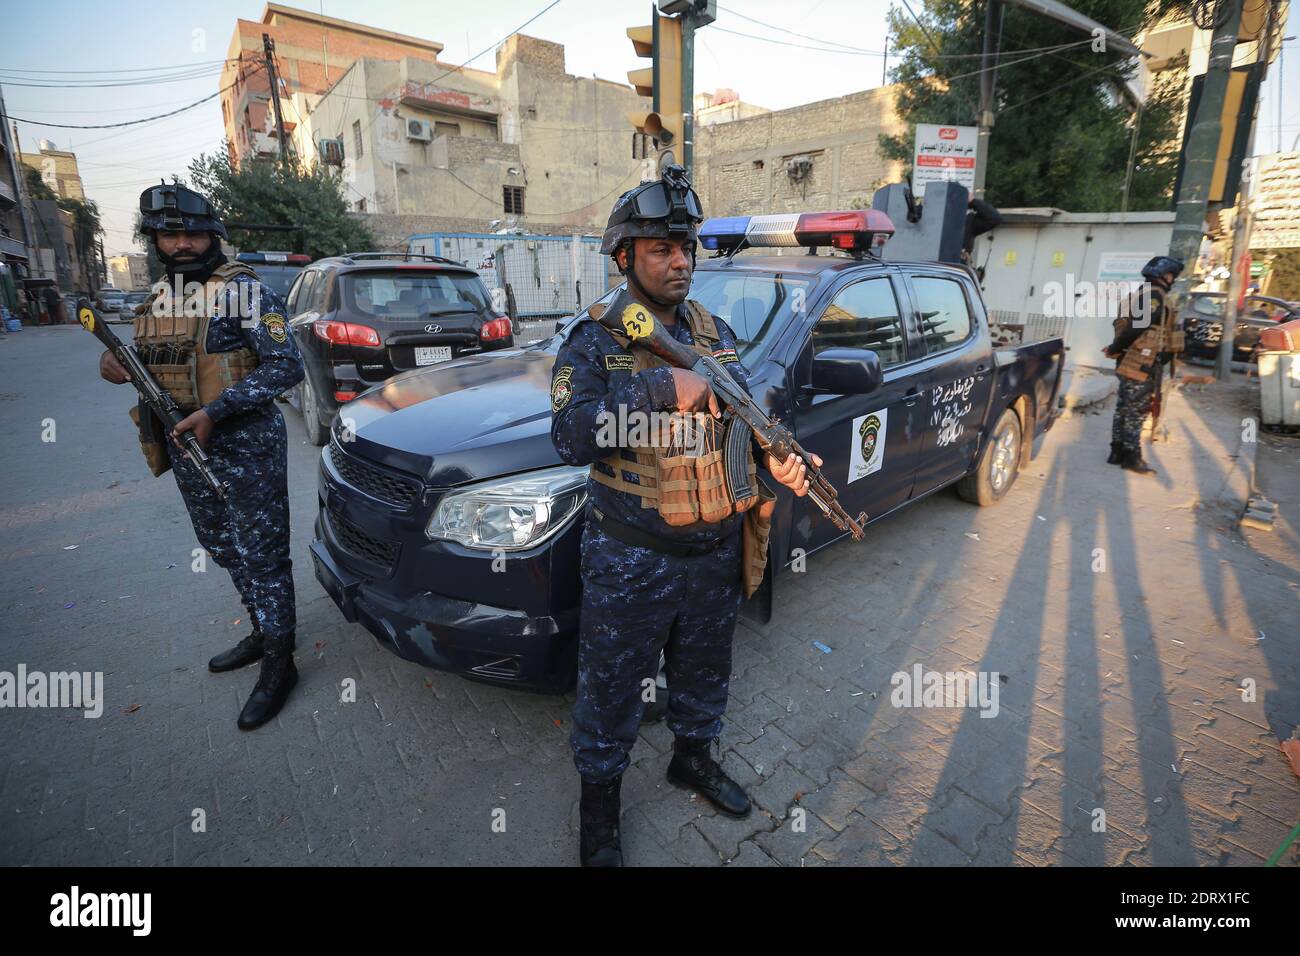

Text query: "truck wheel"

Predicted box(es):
[301, 374, 330, 447]
[957, 407, 1021, 506]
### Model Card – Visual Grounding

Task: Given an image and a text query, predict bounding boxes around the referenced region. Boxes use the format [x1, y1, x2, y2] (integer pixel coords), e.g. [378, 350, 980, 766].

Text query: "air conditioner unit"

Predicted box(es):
[407, 119, 433, 142]
[319, 138, 344, 166]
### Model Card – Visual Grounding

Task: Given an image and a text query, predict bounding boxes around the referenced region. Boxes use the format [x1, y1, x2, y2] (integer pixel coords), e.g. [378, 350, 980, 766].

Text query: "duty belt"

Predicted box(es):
[590, 505, 723, 558]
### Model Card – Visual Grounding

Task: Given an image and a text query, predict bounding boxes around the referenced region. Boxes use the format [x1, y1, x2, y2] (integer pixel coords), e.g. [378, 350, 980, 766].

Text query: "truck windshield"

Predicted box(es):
[543, 269, 815, 362]
[687, 270, 814, 362]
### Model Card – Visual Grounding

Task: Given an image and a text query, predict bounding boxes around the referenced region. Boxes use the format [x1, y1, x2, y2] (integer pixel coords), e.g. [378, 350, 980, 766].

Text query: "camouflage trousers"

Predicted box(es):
[168, 407, 296, 640]
[1111, 375, 1156, 452]
[571, 518, 742, 783]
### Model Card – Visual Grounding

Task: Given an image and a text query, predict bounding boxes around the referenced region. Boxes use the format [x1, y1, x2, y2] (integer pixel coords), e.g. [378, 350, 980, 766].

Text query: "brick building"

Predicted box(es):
[19, 140, 85, 201]
[290, 34, 648, 232]
[220, 2, 445, 164]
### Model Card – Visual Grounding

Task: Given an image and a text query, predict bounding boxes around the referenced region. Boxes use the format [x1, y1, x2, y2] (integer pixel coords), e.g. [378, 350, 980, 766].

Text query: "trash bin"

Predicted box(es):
[1257, 319, 1300, 427]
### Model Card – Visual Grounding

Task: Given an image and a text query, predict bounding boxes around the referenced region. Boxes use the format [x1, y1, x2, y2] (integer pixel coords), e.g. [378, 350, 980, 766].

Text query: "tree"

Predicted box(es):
[188, 146, 372, 259]
[881, 0, 1188, 212]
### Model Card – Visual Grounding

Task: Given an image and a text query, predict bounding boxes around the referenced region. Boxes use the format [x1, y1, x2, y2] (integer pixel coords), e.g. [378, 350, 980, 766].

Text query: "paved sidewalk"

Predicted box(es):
[0, 326, 1296, 866]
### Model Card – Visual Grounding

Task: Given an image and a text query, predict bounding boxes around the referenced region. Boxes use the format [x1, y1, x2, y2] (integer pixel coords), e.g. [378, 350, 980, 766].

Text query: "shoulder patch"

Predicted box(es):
[263, 312, 288, 344]
[552, 365, 574, 412]
[712, 346, 740, 365]
[604, 353, 635, 371]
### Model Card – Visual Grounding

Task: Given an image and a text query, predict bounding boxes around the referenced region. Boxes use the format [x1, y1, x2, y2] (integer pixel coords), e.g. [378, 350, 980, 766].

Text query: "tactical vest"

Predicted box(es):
[1114, 286, 1184, 383]
[587, 299, 759, 527]
[133, 262, 261, 412]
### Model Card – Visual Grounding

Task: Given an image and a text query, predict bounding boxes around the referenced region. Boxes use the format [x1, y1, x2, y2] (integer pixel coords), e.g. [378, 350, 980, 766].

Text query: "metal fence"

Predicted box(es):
[407, 232, 610, 332]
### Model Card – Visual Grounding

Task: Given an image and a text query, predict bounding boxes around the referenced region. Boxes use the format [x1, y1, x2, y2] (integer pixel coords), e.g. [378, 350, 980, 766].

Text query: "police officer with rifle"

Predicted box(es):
[1103, 255, 1184, 476]
[95, 183, 305, 730]
[551, 166, 854, 866]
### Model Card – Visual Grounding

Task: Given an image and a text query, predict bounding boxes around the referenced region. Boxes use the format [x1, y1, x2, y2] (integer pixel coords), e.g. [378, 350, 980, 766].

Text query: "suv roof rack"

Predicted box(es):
[339, 252, 466, 267]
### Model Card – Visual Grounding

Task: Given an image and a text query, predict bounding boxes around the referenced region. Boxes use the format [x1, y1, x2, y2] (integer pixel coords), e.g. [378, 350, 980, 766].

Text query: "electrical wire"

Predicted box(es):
[4, 69, 259, 130]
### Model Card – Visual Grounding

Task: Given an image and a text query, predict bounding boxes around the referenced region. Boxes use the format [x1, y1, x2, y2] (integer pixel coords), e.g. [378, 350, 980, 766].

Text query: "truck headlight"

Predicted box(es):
[425, 465, 589, 551]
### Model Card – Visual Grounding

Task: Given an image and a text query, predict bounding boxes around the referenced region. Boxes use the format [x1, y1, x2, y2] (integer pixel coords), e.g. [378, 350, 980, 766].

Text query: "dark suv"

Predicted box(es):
[283, 253, 514, 444]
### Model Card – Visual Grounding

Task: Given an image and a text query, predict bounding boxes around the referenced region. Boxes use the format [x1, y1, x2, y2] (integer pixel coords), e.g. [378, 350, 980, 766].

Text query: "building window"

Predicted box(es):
[503, 186, 525, 215]
[434, 121, 460, 138]
[352, 120, 364, 159]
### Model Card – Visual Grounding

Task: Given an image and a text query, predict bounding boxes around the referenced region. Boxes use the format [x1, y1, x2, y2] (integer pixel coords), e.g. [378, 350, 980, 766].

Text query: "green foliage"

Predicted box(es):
[881, 0, 1188, 212]
[188, 146, 372, 259]
[26, 167, 103, 265]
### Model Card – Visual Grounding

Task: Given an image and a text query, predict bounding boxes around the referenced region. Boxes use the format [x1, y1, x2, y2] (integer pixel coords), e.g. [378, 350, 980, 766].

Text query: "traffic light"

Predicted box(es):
[626, 10, 683, 155]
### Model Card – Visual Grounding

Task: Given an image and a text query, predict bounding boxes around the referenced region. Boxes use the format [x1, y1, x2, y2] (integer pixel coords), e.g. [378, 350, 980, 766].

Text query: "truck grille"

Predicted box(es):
[327, 504, 399, 572]
[327, 443, 421, 509]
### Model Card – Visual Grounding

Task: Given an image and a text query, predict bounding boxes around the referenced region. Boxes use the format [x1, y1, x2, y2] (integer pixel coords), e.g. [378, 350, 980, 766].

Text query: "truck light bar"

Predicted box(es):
[236, 252, 311, 265]
[699, 210, 895, 255]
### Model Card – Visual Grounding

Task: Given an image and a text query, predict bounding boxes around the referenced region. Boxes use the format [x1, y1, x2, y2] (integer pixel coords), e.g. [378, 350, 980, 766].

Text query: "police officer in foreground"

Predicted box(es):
[98, 183, 306, 730]
[551, 167, 819, 866]
[1103, 255, 1184, 476]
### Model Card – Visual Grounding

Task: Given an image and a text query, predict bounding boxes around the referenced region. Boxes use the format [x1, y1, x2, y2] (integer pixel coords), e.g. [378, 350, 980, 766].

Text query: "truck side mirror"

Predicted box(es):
[808, 348, 883, 395]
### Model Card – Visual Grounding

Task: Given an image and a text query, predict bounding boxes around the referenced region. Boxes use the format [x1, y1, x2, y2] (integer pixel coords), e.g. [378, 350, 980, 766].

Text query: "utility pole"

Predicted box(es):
[681, 11, 696, 177]
[1216, 0, 1278, 380]
[262, 33, 291, 164]
[972, 0, 1004, 199]
[1167, 0, 1244, 319]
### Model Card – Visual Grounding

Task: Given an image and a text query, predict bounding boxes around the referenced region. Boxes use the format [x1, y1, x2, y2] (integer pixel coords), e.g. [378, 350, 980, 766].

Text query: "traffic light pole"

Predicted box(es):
[681, 12, 695, 178]
[1167, 0, 1243, 341]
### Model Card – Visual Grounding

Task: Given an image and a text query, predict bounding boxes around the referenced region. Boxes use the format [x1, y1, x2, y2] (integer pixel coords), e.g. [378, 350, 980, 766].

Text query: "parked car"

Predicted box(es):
[235, 251, 311, 301]
[1182, 291, 1298, 364]
[120, 291, 150, 321]
[283, 252, 514, 445]
[95, 288, 126, 317]
[308, 211, 1066, 694]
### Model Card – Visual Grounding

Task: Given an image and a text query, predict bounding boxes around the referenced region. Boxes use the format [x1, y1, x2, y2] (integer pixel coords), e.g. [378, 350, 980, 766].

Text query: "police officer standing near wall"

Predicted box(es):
[98, 183, 306, 730]
[550, 168, 819, 866]
[1103, 255, 1184, 476]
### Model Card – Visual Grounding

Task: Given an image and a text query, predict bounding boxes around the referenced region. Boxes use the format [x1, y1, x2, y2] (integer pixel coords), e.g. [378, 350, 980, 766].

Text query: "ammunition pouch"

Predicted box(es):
[742, 479, 776, 600]
[133, 263, 260, 412]
[587, 299, 760, 526]
[128, 401, 172, 478]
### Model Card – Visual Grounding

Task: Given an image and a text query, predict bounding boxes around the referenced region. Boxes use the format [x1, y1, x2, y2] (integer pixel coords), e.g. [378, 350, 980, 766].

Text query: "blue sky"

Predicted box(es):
[3, 0, 1296, 256]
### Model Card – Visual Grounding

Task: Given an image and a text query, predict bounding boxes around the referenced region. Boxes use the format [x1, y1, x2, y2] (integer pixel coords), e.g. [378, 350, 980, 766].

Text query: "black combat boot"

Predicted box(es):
[1107, 442, 1124, 465]
[208, 630, 265, 673]
[1121, 449, 1157, 476]
[236, 633, 298, 731]
[667, 737, 752, 817]
[579, 777, 623, 867]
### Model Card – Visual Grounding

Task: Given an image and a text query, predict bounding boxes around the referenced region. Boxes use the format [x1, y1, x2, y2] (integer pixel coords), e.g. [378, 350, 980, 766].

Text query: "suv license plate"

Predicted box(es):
[415, 346, 452, 366]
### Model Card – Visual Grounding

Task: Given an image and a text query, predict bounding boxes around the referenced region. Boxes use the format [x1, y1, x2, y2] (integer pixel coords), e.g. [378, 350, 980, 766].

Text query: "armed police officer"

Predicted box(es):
[1103, 255, 1184, 476]
[98, 183, 306, 730]
[550, 167, 819, 866]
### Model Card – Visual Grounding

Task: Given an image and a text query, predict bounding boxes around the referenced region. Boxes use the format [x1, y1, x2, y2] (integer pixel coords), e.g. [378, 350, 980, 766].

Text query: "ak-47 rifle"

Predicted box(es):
[76, 298, 229, 501]
[593, 296, 868, 541]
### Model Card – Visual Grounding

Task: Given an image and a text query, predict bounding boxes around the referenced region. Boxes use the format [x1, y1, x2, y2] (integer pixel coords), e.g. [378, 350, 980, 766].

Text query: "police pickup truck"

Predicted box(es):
[310, 210, 1065, 693]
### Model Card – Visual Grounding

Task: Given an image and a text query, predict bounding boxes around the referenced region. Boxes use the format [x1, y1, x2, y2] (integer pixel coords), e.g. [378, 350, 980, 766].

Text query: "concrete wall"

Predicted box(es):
[694, 85, 906, 218]
[295, 35, 648, 233]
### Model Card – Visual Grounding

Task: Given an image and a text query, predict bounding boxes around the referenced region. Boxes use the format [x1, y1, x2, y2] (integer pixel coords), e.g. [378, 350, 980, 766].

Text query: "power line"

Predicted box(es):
[3, 70, 257, 130]
[0, 58, 240, 75]
[422, 0, 565, 87]
[0, 65, 230, 90]
[715, 2, 884, 53]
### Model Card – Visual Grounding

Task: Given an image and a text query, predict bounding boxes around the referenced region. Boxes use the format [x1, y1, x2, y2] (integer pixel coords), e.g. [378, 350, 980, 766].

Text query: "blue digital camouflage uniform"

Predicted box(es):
[167, 274, 305, 641]
[1110, 288, 1168, 452]
[551, 293, 754, 783]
